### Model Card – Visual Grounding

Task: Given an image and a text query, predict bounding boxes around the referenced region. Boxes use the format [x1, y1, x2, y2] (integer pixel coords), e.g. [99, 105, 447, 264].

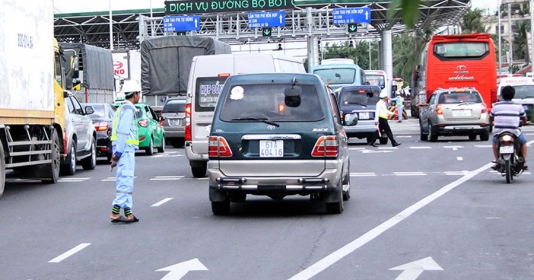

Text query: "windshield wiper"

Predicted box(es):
[231, 117, 280, 127]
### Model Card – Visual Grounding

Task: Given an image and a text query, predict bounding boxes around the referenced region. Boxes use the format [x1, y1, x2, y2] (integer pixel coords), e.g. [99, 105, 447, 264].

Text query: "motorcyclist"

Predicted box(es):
[490, 85, 528, 170]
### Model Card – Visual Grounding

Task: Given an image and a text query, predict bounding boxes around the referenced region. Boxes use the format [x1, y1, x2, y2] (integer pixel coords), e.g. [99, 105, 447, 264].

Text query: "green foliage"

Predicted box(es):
[321, 40, 380, 70]
[388, 0, 421, 28]
[461, 8, 490, 34]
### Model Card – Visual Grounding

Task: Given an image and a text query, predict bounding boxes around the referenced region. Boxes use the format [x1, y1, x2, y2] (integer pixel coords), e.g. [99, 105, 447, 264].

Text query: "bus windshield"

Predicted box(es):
[313, 68, 356, 85]
[365, 75, 385, 88]
[434, 42, 489, 59]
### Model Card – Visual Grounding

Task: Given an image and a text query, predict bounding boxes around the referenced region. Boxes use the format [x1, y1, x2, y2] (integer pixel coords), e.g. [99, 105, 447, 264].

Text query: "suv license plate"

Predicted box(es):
[452, 109, 471, 117]
[359, 112, 369, 119]
[499, 146, 514, 154]
[260, 140, 283, 157]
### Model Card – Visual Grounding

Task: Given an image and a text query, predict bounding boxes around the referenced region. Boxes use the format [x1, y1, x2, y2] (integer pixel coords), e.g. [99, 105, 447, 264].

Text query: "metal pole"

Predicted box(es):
[498, 0, 502, 74]
[369, 40, 372, 70]
[508, 3, 513, 67]
[531, 0, 534, 68]
[109, 0, 113, 50]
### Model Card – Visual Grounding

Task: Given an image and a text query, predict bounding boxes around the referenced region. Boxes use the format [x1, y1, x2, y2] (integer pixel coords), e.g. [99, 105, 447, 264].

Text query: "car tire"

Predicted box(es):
[145, 138, 154, 155]
[157, 137, 165, 153]
[41, 130, 61, 184]
[211, 201, 230, 215]
[342, 163, 350, 201]
[61, 142, 76, 176]
[419, 119, 428, 141]
[480, 132, 490, 141]
[428, 122, 438, 142]
[325, 189, 344, 214]
[191, 162, 207, 178]
[81, 138, 97, 170]
[468, 134, 477, 141]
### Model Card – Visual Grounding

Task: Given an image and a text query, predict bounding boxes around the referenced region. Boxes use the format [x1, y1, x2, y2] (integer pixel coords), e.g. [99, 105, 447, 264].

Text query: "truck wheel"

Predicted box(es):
[42, 130, 60, 184]
[61, 143, 76, 176]
[145, 138, 154, 155]
[0, 140, 5, 197]
[81, 138, 96, 170]
[191, 162, 207, 178]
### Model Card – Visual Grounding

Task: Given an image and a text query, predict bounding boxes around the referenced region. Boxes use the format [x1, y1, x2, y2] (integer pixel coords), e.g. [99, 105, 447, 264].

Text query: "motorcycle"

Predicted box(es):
[495, 132, 525, 183]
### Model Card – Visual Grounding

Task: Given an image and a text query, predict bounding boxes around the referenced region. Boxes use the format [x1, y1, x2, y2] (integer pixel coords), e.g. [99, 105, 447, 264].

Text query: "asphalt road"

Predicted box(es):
[1, 119, 533, 280]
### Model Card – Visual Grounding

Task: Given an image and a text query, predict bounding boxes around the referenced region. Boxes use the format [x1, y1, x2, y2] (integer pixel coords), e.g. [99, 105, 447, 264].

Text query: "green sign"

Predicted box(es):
[165, 0, 294, 15]
[262, 28, 272, 37]
[348, 23, 357, 33]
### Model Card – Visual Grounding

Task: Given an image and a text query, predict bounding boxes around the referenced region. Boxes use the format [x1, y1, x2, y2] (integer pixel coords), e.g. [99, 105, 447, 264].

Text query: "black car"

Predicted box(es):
[82, 103, 116, 161]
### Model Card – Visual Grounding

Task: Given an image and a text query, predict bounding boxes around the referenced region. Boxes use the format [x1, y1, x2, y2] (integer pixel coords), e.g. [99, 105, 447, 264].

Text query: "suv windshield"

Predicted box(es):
[163, 99, 186, 113]
[438, 92, 482, 104]
[339, 89, 380, 106]
[219, 84, 325, 122]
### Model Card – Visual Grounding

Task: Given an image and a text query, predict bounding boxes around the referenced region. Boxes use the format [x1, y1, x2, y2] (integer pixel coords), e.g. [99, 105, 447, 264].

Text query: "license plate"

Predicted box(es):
[260, 140, 283, 157]
[452, 109, 471, 117]
[359, 112, 369, 119]
[499, 145, 514, 154]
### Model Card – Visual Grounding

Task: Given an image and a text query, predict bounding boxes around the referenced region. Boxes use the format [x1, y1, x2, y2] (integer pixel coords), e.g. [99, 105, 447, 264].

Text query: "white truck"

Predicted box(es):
[113, 49, 141, 102]
[0, 0, 66, 196]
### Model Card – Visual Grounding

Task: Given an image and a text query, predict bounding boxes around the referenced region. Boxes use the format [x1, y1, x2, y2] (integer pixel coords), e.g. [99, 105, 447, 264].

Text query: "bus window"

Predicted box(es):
[434, 42, 489, 59]
[313, 68, 356, 85]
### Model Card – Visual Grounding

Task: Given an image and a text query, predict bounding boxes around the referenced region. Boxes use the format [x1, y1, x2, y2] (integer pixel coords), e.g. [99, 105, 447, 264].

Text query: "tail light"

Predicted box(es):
[436, 104, 443, 115]
[138, 119, 148, 127]
[94, 122, 109, 131]
[500, 134, 514, 144]
[208, 136, 232, 157]
[481, 103, 487, 114]
[278, 102, 285, 114]
[311, 136, 338, 157]
[63, 130, 68, 155]
[185, 103, 192, 141]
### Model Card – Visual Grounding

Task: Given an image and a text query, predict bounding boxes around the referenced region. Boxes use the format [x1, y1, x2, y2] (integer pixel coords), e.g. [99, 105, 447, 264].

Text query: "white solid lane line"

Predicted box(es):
[457, 157, 463, 161]
[288, 162, 493, 280]
[49, 243, 91, 263]
[151, 198, 173, 207]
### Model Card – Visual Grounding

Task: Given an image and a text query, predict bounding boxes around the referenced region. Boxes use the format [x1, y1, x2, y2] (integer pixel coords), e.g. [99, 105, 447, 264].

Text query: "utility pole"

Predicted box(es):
[109, 0, 113, 50]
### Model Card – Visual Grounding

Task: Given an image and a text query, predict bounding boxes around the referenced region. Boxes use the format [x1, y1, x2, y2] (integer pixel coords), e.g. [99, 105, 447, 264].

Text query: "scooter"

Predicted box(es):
[495, 132, 525, 183]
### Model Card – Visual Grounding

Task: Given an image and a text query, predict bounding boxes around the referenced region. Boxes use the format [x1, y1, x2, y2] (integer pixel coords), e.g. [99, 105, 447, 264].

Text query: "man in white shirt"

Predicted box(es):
[368, 91, 401, 147]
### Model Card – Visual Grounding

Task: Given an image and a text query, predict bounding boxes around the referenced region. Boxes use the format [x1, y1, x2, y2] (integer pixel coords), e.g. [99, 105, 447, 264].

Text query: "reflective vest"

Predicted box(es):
[110, 104, 139, 145]
[378, 100, 389, 119]
[396, 96, 404, 107]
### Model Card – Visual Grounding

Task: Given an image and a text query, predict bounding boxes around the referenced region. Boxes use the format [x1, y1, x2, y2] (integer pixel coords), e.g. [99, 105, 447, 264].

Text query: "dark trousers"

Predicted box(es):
[369, 117, 397, 146]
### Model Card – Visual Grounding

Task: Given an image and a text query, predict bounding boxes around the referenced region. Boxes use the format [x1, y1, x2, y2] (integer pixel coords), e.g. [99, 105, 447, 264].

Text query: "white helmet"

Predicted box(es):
[121, 80, 141, 96]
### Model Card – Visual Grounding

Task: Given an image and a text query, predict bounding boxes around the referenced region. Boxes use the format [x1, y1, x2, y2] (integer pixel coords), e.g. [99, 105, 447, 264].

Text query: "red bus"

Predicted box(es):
[411, 33, 497, 117]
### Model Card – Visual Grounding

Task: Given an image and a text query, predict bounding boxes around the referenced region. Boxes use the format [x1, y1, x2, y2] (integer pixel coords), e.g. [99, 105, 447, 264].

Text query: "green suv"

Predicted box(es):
[207, 73, 358, 215]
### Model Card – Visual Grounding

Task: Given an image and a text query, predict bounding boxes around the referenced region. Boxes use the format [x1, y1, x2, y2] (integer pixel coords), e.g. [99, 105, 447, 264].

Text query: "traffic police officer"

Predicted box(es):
[368, 91, 401, 147]
[110, 83, 141, 223]
[395, 90, 404, 122]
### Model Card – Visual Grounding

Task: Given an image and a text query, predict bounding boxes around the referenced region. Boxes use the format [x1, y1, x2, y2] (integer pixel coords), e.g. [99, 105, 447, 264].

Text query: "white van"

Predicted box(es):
[184, 53, 306, 177]
[497, 77, 534, 122]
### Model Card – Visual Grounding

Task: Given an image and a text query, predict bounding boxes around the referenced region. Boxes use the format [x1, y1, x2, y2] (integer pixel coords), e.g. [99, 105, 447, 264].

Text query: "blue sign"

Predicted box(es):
[163, 15, 201, 32]
[332, 8, 371, 25]
[247, 11, 286, 28]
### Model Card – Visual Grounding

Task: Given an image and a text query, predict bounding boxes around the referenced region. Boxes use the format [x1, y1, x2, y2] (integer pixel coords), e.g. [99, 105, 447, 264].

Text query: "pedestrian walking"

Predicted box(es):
[109, 85, 141, 223]
[368, 91, 401, 147]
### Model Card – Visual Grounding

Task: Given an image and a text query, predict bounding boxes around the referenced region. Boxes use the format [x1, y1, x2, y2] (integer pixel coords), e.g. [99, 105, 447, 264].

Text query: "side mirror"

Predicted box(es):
[343, 113, 358, 126]
[85, 106, 95, 115]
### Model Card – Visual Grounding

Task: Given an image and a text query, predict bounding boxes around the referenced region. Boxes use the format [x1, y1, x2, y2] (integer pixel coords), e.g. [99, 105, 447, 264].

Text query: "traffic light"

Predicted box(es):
[262, 28, 272, 37]
[348, 23, 357, 33]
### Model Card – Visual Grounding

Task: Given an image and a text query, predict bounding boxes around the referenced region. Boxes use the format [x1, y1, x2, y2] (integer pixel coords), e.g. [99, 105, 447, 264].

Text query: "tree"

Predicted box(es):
[460, 8, 490, 34]
[513, 20, 530, 61]
[392, 29, 433, 84]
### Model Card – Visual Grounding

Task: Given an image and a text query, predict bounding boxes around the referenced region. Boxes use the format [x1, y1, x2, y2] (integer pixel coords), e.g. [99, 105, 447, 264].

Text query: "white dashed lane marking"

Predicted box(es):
[151, 198, 173, 207]
[49, 243, 91, 263]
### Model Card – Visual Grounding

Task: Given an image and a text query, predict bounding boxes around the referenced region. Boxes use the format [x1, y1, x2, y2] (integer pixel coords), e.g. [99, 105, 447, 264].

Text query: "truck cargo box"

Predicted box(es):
[140, 36, 231, 96]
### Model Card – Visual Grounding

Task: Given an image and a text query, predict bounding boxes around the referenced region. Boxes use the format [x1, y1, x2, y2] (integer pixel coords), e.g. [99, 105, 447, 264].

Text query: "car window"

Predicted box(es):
[438, 92, 482, 104]
[328, 92, 342, 125]
[65, 97, 74, 114]
[134, 107, 144, 119]
[162, 100, 186, 113]
[219, 83, 325, 122]
[86, 104, 105, 120]
[195, 76, 228, 112]
[71, 97, 84, 115]
[428, 94, 437, 104]
[340, 88, 380, 106]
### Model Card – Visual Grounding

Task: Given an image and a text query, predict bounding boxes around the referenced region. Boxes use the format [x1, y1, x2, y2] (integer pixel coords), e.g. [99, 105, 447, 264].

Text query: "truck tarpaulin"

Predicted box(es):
[59, 43, 115, 91]
[141, 36, 231, 96]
